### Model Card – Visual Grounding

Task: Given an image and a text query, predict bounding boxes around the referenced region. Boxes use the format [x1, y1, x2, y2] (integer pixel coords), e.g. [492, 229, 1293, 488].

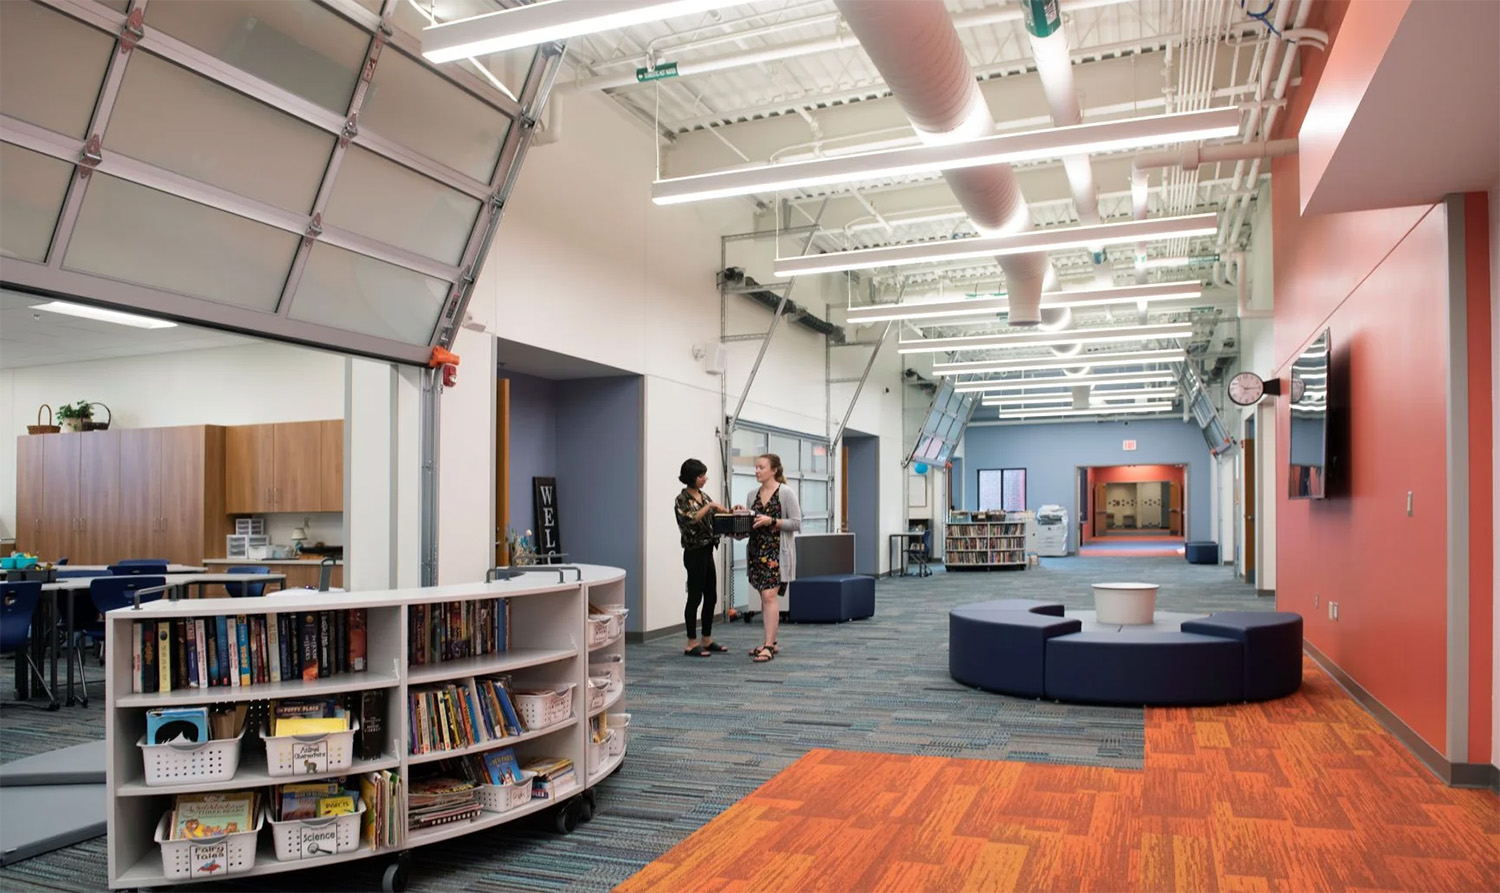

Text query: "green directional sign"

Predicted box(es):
[636, 61, 679, 83]
[1021, 0, 1062, 38]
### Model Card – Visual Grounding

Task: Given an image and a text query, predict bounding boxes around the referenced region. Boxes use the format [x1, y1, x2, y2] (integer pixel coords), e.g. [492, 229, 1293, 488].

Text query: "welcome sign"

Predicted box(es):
[533, 477, 563, 560]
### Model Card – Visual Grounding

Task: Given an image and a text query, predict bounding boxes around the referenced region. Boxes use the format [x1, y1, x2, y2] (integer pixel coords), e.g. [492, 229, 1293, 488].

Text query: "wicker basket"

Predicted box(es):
[27, 404, 59, 435]
[83, 402, 111, 431]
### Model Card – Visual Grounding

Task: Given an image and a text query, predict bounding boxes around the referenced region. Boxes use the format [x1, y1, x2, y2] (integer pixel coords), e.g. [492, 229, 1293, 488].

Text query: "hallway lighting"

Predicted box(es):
[846, 283, 1204, 325]
[934, 348, 1187, 376]
[652, 109, 1240, 205]
[959, 372, 1178, 393]
[421, 0, 743, 63]
[898, 323, 1193, 355]
[775, 214, 1219, 278]
[995, 402, 1176, 419]
[981, 386, 1179, 406]
[980, 394, 1077, 406]
[30, 300, 176, 329]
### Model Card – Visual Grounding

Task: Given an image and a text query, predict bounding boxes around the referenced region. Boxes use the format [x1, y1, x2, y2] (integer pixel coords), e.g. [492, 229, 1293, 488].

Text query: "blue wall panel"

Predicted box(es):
[502, 371, 558, 532]
[961, 419, 1213, 541]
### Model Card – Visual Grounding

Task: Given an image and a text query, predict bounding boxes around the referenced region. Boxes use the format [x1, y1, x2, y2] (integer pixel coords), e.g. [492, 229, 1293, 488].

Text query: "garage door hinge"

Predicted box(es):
[119, 8, 145, 52]
[303, 213, 323, 246]
[340, 113, 359, 147]
[78, 135, 103, 174]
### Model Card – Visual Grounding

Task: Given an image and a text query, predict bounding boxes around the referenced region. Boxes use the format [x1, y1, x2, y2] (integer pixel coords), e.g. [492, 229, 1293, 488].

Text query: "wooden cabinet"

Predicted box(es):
[224, 420, 343, 513]
[13, 427, 228, 566]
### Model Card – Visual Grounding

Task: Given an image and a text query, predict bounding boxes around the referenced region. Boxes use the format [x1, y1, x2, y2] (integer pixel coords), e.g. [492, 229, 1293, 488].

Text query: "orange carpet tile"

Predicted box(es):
[616, 659, 1500, 893]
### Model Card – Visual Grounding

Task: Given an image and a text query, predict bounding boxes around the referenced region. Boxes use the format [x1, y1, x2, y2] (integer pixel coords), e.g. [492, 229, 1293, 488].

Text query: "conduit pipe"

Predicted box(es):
[562, 0, 1136, 94]
[834, 0, 1050, 326]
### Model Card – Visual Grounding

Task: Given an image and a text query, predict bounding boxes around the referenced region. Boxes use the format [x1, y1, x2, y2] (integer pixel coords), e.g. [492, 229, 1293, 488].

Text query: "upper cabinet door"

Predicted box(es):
[271, 421, 323, 513]
[318, 420, 344, 512]
[225, 424, 275, 513]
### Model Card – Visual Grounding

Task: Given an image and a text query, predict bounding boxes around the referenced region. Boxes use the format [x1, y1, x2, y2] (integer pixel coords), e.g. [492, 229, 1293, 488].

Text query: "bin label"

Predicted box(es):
[292, 741, 328, 775]
[189, 841, 228, 877]
[301, 824, 338, 858]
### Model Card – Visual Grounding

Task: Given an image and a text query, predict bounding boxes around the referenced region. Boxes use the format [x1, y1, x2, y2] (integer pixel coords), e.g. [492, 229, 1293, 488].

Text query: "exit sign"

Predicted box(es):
[636, 61, 679, 82]
[1122, 440, 1138, 451]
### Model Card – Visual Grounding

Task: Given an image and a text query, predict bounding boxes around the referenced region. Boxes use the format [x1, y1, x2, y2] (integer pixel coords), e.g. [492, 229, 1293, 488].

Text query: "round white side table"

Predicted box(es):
[1092, 582, 1160, 624]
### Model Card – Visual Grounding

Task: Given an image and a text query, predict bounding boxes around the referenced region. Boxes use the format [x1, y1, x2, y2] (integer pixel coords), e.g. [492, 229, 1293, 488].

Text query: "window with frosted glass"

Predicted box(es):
[65, 174, 298, 312]
[730, 428, 765, 467]
[145, 0, 367, 113]
[768, 434, 800, 472]
[0, 2, 114, 140]
[0, 144, 74, 262]
[323, 146, 481, 265]
[107, 51, 334, 214]
[290, 241, 448, 345]
[359, 49, 511, 183]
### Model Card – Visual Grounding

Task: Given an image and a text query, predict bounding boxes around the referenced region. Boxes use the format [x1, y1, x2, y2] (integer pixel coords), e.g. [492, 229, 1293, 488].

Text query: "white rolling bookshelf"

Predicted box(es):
[103, 565, 629, 890]
[944, 512, 1029, 571]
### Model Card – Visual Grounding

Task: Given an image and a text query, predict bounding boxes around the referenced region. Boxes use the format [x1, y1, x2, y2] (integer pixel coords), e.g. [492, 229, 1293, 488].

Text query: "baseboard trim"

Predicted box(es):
[1304, 640, 1497, 789]
[1256, 588, 1275, 599]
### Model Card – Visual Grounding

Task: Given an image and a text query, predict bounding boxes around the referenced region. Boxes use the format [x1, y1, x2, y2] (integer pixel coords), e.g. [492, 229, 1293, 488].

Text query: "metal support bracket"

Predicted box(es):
[302, 212, 323, 248]
[77, 134, 103, 174]
[119, 7, 144, 53]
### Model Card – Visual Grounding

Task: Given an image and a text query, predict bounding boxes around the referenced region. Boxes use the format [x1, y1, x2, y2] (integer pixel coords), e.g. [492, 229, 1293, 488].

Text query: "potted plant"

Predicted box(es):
[55, 400, 93, 433]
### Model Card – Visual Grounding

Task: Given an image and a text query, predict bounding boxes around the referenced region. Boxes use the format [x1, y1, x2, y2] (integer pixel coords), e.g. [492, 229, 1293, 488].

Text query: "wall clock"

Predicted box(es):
[1228, 371, 1282, 406]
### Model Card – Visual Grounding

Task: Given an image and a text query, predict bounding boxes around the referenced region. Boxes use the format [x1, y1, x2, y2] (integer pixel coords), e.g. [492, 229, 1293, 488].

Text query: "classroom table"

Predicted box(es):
[887, 532, 928, 577]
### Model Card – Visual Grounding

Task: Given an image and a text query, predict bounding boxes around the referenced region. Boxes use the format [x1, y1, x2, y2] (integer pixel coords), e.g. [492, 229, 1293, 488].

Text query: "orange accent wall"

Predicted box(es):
[1084, 465, 1186, 540]
[1275, 1, 1495, 763]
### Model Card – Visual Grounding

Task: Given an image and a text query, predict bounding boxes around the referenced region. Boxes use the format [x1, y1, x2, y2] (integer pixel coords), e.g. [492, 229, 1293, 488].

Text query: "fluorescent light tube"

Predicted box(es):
[980, 394, 1078, 406]
[652, 109, 1240, 205]
[776, 214, 1218, 278]
[934, 348, 1187, 376]
[996, 402, 1176, 419]
[846, 283, 1204, 324]
[422, 0, 741, 63]
[958, 372, 1178, 393]
[898, 323, 1192, 355]
[981, 386, 1179, 406]
[30, 300, 176, 329]
[1131, 254, 1218, 270]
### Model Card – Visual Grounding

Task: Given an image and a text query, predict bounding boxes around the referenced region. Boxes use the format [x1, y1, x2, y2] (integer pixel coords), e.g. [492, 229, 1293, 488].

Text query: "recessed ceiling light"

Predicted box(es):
[30, 301, 177, 329]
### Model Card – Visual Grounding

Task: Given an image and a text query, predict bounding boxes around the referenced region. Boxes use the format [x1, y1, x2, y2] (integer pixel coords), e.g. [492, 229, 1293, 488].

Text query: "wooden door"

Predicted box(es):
[1243, 437, 1257, 581]
[225, 424, 274, 513]
[42, 433, 82, 562]
[159, 427, 206, 565]
[317, 420, 344, 512]
[1092, 481, 1107, 539]
[14, 435, 47, 555]
[1168, 476, 1184, 536]
[271, 421, 323, 512]
[117, 428, 163, 561]
[78, 431, 121, 564]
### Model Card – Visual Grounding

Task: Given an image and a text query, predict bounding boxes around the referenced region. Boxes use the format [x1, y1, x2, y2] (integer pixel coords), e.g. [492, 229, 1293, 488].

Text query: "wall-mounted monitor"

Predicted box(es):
[1288, 328, 1333, 499]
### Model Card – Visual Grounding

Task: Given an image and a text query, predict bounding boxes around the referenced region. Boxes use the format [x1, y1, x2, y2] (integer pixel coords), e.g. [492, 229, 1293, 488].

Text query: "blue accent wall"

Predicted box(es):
[502, 371, 558, 530]
[844, 434, 879, 575]
[961, 419, 1213, 541]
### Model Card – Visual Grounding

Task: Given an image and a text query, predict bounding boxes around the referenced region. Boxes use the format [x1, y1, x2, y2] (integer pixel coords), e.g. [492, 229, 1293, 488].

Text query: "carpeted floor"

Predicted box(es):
[619, 659, 1500, 893]
[1, 555, 1272, 891]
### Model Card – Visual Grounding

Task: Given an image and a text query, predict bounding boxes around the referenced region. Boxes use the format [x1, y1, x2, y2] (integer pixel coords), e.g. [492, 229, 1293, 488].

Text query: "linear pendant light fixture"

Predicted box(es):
[775, 214, 1218, 278]
[934, 348, 1187, 376]
[957, 372, 1178, 393]
[995, 402, 1175, 420]
[898, 322, 1192, 355]
[982, 387, 1179, 406]
[845, 282, 1205, 325]
[652, 108, 1240, 205]
[30, 300, 176, 329]
[421, 0, 743, 63]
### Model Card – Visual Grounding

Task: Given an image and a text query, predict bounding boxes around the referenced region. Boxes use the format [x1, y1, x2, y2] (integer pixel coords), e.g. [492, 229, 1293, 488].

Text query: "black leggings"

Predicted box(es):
[683, 545, 717, 639]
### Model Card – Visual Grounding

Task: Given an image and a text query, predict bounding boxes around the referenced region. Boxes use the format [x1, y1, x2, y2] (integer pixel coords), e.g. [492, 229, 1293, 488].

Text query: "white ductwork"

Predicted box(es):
[835, 0, 1049, 326]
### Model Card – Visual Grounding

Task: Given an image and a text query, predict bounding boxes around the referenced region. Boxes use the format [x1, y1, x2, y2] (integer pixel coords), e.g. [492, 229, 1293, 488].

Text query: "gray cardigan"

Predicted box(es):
[745, 482, 802, 583]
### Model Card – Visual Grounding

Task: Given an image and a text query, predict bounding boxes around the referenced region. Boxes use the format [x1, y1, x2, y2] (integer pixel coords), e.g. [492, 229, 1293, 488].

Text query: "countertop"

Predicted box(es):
[205, 558, 344, 566]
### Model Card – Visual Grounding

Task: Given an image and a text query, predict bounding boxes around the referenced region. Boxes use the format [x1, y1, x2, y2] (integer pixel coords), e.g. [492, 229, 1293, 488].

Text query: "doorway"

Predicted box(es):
[842, 431, 879, 576]
[1080, 464, 1187, 542]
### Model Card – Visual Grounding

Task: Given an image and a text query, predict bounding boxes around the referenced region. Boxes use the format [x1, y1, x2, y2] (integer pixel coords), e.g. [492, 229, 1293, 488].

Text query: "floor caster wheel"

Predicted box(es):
[578, 796, 595, 822]
[382, 859, 410, 892]
[554, 802, 580, 834]
[583, 789, 597, 810]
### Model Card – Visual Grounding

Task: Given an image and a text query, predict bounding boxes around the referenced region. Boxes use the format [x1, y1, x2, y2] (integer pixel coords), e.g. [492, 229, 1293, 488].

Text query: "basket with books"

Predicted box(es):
[154, 792, 263, 880]
[476, 770, 536, 814]
[139, 707, 248, 787]
[587, 729, 615, 775]
[264, 698, 358, 778]
[511, 683, 575, 730]
[266, 797, 365, 861]
[607, 713, 630, 756]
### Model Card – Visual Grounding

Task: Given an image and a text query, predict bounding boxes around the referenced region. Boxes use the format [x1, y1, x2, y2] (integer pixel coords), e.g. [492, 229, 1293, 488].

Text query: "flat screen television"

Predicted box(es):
[1288, 328, 1334, 499]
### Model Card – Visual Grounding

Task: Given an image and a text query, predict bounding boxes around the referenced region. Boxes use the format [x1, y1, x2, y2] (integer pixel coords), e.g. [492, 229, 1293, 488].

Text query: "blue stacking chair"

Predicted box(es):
[108, 563, 168, 576]
[1, 581, 53, 707]
[115, 558, 169, 566]
[56, 568, 109, 580]
[72, 576, 167, 706]
[224, 565, 271, 598]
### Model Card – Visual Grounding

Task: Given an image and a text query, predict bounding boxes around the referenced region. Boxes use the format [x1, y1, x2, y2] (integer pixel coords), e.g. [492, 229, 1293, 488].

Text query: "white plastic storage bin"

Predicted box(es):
[475, 771, 536, 814]
[589, 655, 624, 692]
[607, 713, 630, 756]
[512, 685, 574, 730]
[586, 614, 611, 649]
[586, 677, 610, 712]
[604, 607, 629, 638]
[266, 803, 365, 861]
[587, 730, 615, 774]
[263, 719, 359, 778]
[138, 727, 246, 787]
[154, 810, 262, 880]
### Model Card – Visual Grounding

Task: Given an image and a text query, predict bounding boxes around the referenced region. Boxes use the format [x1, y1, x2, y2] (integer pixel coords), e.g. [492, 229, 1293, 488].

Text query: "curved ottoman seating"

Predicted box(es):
[949, 601, 1079, 697]
[1181, 611, 1303, 700]
[1044, 630, 1243, 705]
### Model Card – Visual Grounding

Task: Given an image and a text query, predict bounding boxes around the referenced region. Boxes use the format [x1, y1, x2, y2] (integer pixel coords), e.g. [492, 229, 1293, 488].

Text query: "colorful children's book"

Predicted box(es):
[146, 706, 209, 745]
[171, 791, 257, 840]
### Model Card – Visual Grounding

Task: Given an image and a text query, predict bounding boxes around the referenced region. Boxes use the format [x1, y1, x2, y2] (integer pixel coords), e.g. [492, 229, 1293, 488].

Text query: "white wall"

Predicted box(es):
[0, 341, 344, 540]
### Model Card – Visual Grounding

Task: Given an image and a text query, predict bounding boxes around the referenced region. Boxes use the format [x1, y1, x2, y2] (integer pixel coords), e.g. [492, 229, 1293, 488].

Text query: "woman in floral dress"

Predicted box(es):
[737, 453, 802, 662]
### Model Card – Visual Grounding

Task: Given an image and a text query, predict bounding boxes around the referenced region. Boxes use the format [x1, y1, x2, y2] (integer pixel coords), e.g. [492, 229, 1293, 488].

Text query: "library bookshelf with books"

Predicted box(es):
[103, 565, 629, 890]
[944, 511, 1030, 571]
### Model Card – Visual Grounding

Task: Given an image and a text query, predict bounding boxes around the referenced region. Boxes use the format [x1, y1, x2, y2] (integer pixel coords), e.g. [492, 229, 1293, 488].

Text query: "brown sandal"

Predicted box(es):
[750, 645, 775, 662]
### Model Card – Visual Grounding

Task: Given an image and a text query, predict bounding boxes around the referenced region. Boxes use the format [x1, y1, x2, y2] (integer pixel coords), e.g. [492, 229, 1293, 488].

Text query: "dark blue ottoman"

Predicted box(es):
[787, 574, 876, 623]
[1045, 630, 1243, 705]
[1185, 541, 1220, 564]
[1182, 612, 1303, 700]
[949, 604, 1081, 697]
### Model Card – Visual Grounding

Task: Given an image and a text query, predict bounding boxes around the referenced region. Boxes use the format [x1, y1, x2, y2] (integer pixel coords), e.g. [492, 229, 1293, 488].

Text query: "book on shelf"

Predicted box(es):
[355, 688, 386, 762]
[169, 791, 259, 841]
[407, 597, 510, 668]
[129, 609, 373, 693]
[146, 706, 209, 745]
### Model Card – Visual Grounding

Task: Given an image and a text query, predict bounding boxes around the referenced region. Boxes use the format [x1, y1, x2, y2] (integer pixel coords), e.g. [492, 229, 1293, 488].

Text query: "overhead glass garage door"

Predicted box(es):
[0, 0, 558, 365]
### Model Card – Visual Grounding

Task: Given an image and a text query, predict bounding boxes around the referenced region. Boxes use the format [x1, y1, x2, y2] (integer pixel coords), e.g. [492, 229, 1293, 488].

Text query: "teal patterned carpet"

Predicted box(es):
[0, 554, 1264, 892]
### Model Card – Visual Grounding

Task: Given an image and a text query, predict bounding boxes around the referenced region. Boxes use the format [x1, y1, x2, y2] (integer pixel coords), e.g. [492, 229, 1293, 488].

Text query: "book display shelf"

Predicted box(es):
[944, 512, 1029, 571]
[103, 565, 628, 891]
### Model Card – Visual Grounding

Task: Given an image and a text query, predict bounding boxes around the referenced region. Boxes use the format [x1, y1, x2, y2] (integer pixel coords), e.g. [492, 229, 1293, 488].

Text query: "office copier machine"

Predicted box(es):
[1035, 504, 1069, 556]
